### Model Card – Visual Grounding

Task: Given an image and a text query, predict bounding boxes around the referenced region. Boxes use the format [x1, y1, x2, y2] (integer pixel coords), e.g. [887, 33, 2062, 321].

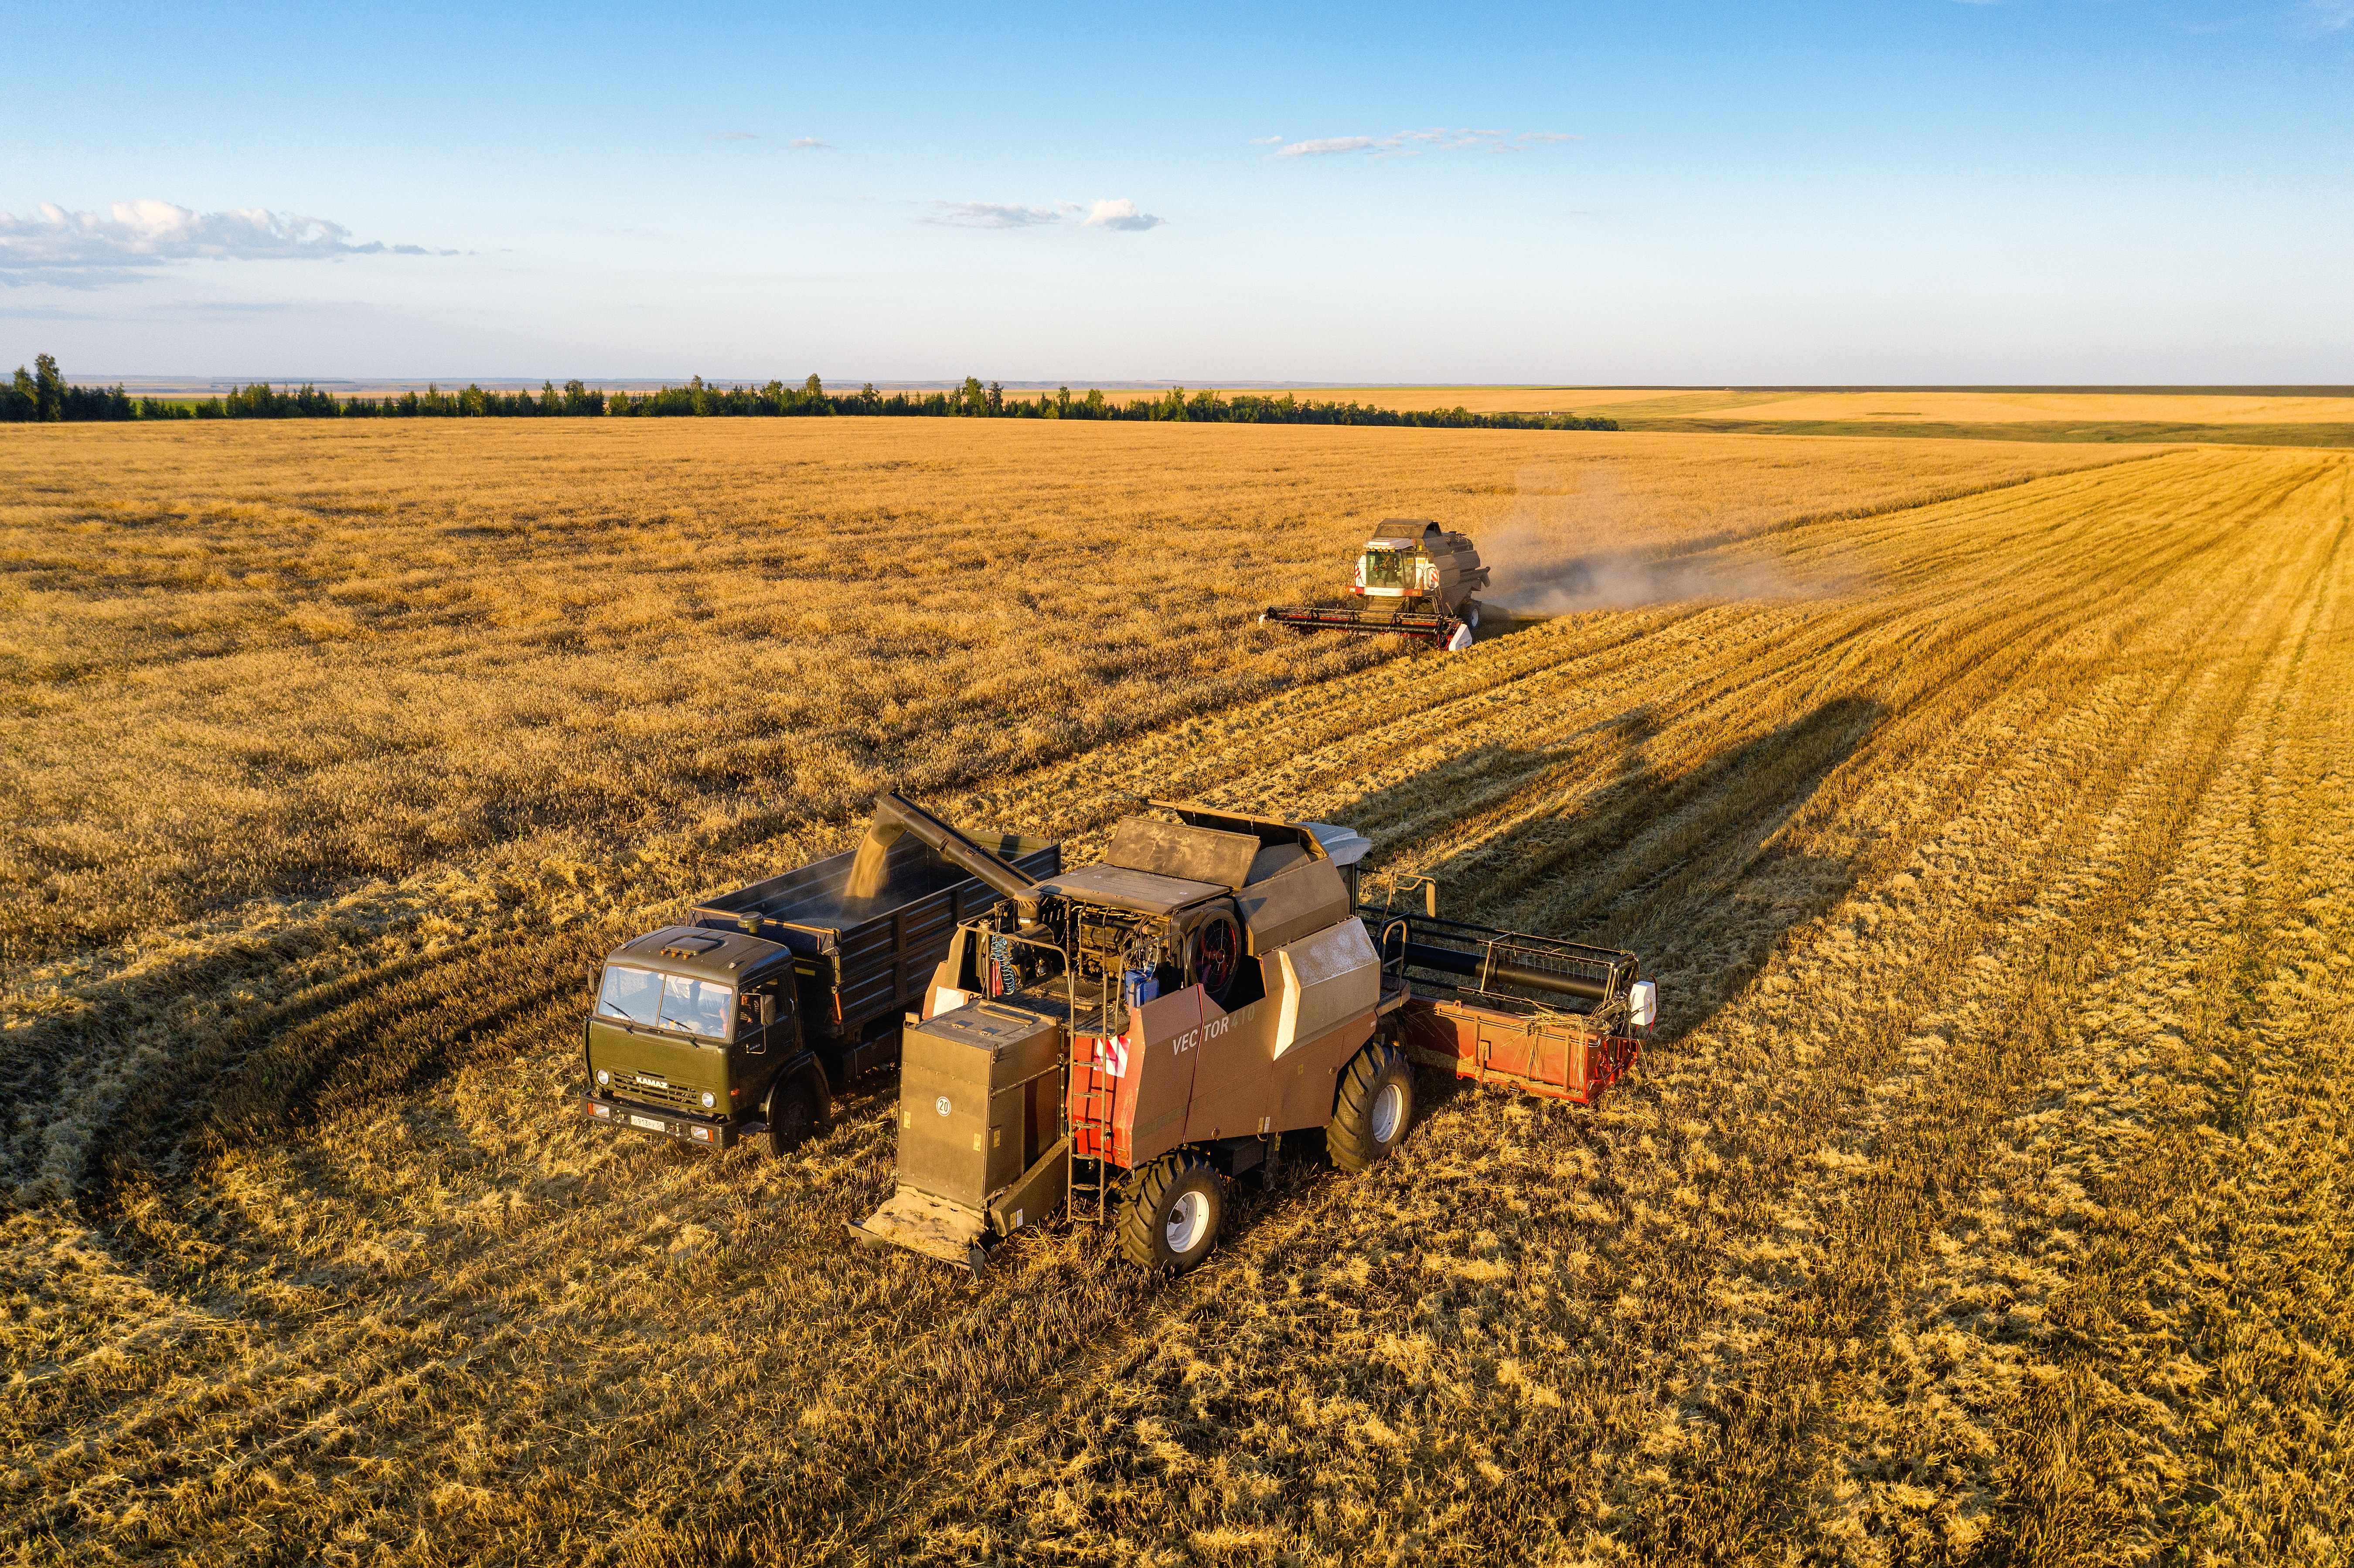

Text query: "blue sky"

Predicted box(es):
[4, 1, 2348, 383]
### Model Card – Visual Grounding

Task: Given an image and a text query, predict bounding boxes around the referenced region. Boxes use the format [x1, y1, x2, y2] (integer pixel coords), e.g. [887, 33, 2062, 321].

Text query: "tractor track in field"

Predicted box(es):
[1588, 497, 2345, 1559]
[843, 449, 2353, 1562]
[8, 444, 2351, 1566]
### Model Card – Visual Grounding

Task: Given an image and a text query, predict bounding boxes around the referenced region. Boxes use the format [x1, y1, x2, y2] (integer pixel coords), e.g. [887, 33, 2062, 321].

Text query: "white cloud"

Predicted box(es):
[1249, 135, 1285, 145]
[709, 129, 759, 141]
[921, 201, 1075, 228]
[1274, 136, 1377, 158]
[0, 200, 452, 288]
[791, 137, 834, 149]
[1080, 198, 1164, 232]
[920, 198, 1163, 232]
[1271, 128, 1580, 159]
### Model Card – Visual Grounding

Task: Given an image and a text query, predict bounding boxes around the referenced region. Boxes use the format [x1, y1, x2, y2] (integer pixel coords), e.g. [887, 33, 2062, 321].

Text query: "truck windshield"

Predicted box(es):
[596, 964, 735, 1041]
[1360, 549, 1409, 589]
[597, 964, 663, 1026]
[660, 974, 733, 1039]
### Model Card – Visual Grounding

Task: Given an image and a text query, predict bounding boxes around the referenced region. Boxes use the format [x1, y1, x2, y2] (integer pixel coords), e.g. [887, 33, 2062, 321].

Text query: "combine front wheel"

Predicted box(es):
[1118, 1150, 1225, 1274]
[1327, 1040, 1415, 1173]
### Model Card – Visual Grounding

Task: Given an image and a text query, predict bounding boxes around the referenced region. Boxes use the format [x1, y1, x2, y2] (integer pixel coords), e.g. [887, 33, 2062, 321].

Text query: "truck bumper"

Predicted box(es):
[580, 1092, 744, 1149]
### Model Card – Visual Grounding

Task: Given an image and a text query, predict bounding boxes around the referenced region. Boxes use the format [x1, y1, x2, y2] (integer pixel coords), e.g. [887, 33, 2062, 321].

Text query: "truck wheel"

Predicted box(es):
[760, 1075, 819, 1156]
[1327, 1040, 1415, 1174]
[1117, 1151, 1224, 1275]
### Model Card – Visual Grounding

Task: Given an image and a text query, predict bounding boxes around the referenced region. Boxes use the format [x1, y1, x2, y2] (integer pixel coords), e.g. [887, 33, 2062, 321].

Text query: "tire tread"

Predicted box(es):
[1327, 1040, 1412, 1174]
[1118, 1150, 1219, 1272]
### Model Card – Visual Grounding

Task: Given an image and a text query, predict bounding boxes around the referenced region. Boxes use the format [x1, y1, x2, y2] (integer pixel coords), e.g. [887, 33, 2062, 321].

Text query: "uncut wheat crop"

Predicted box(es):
[5, 418, 2349, 1567]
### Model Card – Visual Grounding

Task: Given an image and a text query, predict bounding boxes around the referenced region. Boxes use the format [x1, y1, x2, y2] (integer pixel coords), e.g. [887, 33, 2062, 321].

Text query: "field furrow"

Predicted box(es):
[852, 449, 2335, 1554]
[3, 428, 2347, 1567]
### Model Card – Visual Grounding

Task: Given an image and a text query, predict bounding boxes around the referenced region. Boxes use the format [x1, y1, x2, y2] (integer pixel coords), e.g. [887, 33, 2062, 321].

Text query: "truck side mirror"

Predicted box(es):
[758, 995, 777, 1028]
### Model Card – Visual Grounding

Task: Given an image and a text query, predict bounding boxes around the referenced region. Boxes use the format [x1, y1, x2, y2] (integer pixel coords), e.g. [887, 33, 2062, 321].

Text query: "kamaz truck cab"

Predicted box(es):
[581, 925, 831, 1154]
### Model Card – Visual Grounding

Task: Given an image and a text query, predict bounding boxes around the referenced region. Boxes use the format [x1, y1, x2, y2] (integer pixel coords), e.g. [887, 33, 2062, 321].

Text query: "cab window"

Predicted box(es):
[657, 974, 734, 1040]
[596, 964, 663, 1027]
[1360, 549, 1408, 589]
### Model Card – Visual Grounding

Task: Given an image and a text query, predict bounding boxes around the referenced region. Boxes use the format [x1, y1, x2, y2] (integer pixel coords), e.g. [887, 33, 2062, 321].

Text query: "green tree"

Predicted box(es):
[34, 354, 65, 421]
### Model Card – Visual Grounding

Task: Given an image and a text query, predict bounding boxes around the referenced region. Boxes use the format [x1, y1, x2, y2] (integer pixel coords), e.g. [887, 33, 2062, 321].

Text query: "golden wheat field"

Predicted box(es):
[1273, 387, 2354, 427]
[5, 418, 2351, 1566]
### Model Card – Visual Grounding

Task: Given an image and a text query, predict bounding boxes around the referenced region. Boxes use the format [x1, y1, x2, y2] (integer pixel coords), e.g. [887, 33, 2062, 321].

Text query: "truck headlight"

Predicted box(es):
[702, 1091, 717, 1109]
[596, 1068, 610, 1086]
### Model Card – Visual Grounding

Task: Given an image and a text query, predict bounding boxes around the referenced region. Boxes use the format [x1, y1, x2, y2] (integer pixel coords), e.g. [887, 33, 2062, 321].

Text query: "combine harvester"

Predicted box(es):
[848, 793, 1654, 1275]
[1260, 518, 1492, 652]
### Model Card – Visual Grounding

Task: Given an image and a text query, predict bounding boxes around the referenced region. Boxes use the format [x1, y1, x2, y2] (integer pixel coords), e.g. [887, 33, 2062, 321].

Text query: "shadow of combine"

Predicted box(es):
[1356, 694, 1884, 1046]
[1211, 694, 1885, 1258]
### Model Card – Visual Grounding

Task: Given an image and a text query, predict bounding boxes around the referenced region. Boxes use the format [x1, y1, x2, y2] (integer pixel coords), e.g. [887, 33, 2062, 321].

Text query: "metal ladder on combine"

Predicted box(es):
[1063, 982, 1122, 1226]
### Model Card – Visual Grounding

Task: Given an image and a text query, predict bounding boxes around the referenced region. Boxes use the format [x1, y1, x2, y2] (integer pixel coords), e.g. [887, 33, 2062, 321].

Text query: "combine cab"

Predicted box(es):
[1261, 519, 1492, 651]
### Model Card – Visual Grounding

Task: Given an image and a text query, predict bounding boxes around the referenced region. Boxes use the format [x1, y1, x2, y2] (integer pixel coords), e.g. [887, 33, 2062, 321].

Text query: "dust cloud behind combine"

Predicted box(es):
[7, 418, 2348, 1567]
[1482, 462, 1838, 615]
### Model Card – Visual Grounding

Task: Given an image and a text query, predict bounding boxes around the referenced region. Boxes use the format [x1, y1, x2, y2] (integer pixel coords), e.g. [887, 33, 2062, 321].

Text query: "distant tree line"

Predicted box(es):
[3, 357, 1616, 431]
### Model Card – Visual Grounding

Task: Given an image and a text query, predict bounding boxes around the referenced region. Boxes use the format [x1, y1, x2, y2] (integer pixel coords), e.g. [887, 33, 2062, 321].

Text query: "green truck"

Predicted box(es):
[580, 825, 1060, 1154]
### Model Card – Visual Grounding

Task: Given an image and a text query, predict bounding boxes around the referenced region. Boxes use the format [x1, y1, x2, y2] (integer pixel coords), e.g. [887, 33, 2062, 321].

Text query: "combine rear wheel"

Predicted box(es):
[1327, 1039, 1415, 1173]
[1118, 1150, 1224, 1274]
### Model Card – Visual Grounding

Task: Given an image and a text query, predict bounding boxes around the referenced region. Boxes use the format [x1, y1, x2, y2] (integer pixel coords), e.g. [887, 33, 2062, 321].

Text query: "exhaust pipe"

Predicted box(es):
[851, 792, 1040, 904]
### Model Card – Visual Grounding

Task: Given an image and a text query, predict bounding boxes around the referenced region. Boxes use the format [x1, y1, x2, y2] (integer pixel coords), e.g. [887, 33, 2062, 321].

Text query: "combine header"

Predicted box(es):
[1261, 518, 1492, 652]
[847, 792, 1653, 1276]
[1367, 887, 1652, 1105]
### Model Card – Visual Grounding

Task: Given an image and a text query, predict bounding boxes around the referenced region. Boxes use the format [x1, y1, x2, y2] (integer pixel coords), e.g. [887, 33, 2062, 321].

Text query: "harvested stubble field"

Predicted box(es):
[3, 420, 2351, 1567]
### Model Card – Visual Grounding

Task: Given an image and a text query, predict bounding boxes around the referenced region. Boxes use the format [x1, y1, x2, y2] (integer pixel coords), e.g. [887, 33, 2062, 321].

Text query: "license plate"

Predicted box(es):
[628, 1115, 666, 1132]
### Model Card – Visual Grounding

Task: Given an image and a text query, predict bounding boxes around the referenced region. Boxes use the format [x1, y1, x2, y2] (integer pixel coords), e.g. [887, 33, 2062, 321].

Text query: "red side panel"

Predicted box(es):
[1068, 1046, 1118, 1162]
[1068, 986, 1202, 1168]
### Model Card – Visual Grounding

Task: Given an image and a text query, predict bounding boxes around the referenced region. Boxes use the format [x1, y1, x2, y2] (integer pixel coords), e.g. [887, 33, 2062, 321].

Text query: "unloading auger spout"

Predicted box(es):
[850, 791, 1041, 905]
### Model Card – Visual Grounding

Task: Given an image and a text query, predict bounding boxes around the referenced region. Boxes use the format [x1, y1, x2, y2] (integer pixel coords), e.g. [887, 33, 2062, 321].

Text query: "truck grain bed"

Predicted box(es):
[690, 830, 1059, 1047]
